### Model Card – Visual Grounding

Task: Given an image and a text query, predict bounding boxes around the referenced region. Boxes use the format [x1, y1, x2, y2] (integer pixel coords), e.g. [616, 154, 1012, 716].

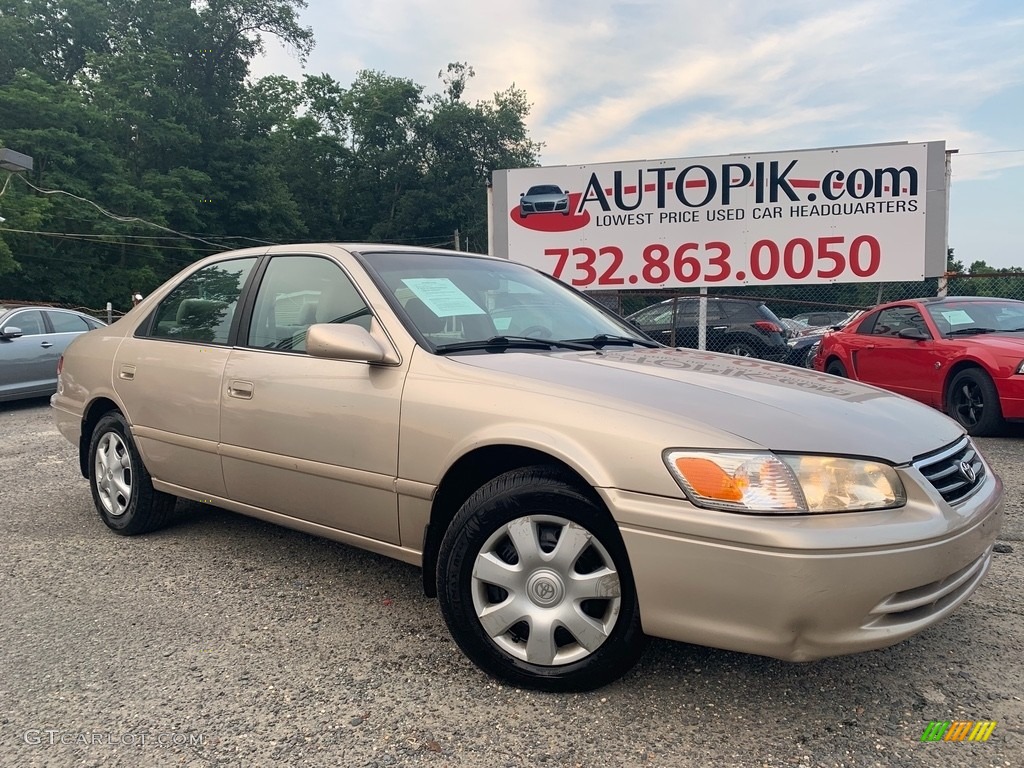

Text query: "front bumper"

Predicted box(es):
[995, 374, 1024, 420]
[600, 466, 1003, 661]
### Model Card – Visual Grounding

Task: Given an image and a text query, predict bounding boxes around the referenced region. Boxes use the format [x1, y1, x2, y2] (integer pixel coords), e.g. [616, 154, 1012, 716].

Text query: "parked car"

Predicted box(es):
[0, 305, 105, 402]
[813, 296, 1024, 435]
[792, 310, 854, 328]
[783, 311, 865, 368]
[626, 296, 788, 360]
[779, 317, 811, 338]
[518, 184, 571, 218]
[52, 245, 1002, 691]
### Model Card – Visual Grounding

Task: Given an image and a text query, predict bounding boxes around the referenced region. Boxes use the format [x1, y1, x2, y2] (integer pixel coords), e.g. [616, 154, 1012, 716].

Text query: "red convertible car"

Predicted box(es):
[813, 296, 1024, 436]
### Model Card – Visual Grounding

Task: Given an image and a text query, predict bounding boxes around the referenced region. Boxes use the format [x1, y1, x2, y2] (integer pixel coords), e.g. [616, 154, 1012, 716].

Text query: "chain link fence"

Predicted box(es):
[586, 273, 1024, 322]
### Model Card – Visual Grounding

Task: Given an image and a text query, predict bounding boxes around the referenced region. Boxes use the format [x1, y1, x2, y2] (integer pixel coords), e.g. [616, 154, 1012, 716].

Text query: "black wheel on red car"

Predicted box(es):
[946, 368, 1004, 437]
[825, 359, 848, 377]
[437, 466, 645, 691]
[88, 412, 177, 535]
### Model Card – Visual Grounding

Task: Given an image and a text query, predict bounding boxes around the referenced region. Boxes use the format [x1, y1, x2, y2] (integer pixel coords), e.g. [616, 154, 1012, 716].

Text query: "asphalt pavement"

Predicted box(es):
[1, 398, 1021, 767]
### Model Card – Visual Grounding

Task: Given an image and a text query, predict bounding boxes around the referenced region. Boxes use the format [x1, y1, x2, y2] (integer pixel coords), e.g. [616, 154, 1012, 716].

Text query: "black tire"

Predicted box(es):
[724, 340, 757, 357]
[946, 368, 1004, 437]
[437, 466, 645, 691]
[88, 412, 176, 535]
[825, 359, 848, 377]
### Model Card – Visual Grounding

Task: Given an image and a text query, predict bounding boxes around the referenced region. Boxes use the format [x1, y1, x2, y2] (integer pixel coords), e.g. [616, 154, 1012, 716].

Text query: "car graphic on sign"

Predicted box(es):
[519, 185, 571, 218]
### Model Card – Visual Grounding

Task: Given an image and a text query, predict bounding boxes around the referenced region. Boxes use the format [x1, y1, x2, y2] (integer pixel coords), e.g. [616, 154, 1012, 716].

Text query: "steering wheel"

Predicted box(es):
[520, 325, 553, 339]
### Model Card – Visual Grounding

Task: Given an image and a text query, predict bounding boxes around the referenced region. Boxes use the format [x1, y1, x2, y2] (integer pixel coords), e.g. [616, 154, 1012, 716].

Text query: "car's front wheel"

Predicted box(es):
[946, 368, 1004, 436]
[88, 412, 176, 535]
[437, 466, 645, 691]
[826, 359, 848, 377]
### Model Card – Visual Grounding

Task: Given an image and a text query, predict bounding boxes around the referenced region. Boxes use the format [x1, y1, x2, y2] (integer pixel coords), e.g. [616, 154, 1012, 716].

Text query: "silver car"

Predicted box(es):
[52, 245, 1002, 691]
[0, 305, 104, 402]
[519, 184, 571, 217]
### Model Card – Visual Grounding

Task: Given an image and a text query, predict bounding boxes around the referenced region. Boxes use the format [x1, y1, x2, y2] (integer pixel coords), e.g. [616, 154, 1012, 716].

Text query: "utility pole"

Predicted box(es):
[453, 229, 461, 251]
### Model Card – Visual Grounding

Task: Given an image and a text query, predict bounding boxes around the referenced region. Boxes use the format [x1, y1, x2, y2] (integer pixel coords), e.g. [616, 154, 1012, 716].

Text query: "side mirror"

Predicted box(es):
[0, 326, 24, 340]
[306, 323, 389, 363]
[897, 327, 929, 341]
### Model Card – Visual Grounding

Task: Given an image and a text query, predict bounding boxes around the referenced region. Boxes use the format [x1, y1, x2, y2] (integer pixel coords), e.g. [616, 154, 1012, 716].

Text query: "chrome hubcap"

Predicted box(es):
[94, 431, 133, 517]
[471, 515, 621, 667]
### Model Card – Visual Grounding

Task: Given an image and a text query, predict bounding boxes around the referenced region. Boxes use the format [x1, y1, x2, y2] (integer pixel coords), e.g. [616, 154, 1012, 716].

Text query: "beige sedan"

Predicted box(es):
[52, 244, 1003, 691]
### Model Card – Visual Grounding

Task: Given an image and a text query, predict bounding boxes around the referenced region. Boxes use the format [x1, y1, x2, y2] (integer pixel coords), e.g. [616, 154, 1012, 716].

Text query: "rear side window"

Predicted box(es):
[720, 301, 759, 321]
[48, 311, 90, 333]
[148, 258, 257, 344]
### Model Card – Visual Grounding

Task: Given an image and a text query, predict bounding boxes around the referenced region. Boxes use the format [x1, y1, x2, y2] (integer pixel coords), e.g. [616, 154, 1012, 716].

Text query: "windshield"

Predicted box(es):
[359, 251, 651, 351]
[526, 185, 563, 195]
[926, 299, 1024, 336]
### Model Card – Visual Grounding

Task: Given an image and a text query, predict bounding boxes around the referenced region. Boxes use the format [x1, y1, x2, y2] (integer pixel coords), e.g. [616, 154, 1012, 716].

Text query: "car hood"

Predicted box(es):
[962, 332, 1024, 354]
[454, 347, 963, 463]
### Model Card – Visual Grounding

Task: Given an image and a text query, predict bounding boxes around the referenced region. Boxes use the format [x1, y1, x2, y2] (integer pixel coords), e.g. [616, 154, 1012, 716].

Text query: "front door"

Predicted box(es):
[219, 253, 404, 543]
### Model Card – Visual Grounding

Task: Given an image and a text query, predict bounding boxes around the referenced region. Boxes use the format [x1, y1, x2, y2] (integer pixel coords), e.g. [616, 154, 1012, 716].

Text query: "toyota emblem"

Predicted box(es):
[959, 459, 977, 483]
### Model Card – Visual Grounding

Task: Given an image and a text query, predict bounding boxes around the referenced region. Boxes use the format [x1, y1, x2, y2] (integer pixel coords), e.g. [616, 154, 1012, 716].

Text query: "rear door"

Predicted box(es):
[44, 309, 93, 360]
[113, 256, 259, 496]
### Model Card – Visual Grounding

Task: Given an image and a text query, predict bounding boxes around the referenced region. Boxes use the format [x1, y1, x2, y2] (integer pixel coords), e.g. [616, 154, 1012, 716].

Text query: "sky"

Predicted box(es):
[251, 0, 1024, 269]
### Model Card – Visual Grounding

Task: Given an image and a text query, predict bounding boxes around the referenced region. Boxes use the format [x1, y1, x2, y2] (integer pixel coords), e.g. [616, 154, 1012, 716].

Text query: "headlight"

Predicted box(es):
[664, 450, 906, 514]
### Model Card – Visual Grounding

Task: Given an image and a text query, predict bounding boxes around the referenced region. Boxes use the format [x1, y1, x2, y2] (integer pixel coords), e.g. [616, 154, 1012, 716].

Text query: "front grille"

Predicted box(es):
[913, 436, 985, 505]
[865, 548, 992, 628]
[535, 202, 556, 212]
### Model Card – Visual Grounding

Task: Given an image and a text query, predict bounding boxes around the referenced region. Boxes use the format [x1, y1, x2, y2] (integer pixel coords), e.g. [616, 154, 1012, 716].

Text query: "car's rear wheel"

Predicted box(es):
[724, 340, 757, 357]
[437, 466, 645, 691]
[946, 368, 1004, 436]
[825, 359, 848, 377]
[88, 412, 176, 535]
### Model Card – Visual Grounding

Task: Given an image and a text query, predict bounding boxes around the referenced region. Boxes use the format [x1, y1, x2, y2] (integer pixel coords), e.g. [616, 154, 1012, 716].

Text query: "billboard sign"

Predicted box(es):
[489, 142, 948, 290]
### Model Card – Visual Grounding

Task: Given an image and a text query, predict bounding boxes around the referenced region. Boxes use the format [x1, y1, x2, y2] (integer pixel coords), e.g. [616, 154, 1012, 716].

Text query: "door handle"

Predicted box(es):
[228, 380, 254, 399]
[40, 341, 53, 348]
[118, 364, 136, 380]
[712, 326, 728, 330]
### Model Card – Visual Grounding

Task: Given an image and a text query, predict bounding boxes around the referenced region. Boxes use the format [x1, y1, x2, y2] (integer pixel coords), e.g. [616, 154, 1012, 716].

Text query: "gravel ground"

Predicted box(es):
[1, 398, 1021, 768]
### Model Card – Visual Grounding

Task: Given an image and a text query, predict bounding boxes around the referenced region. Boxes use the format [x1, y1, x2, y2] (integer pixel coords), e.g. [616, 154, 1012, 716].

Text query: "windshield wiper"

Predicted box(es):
[947, 327, 998, 336]
[563, 334, 660, 349]
[434, 336, 594, 354]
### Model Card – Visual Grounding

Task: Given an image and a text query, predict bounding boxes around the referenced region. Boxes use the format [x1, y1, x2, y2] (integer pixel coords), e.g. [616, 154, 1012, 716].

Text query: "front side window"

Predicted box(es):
[870, 306, 929, 338]
[148, 258, 256, 344]
[247, 255, 371, 353]
[4, 310, 45, 336]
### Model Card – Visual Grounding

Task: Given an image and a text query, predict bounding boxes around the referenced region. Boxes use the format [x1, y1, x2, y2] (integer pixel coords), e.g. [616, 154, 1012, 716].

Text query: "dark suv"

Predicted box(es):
[626, 297, 788, 360]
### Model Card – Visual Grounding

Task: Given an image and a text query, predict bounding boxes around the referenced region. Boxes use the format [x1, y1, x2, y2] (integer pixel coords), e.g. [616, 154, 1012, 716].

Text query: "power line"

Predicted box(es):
[0, 227, 224, 253]
[957, 149, 1024, 156]
[11, 175, 227, 249]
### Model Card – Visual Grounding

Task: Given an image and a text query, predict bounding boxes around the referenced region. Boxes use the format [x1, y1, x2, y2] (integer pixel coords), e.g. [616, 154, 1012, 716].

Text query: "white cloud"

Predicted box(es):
[249, 0, 1024, 266]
